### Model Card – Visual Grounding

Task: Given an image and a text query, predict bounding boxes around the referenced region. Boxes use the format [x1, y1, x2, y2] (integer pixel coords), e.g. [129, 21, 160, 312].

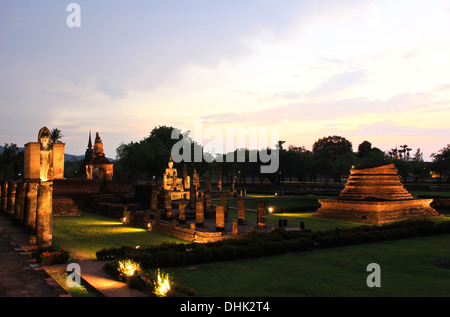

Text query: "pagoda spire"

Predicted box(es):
[87, 130, 92, 149]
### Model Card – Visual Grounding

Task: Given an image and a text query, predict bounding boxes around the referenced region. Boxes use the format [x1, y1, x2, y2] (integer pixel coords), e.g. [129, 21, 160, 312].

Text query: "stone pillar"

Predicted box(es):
[193, 168, 199, 190]
[195, 200, 204, 227]
[179, 199, 187, 224]
[36, 181, 53, 248]
[189, 185, 196, 210]
[216, 205, 225, 232]
[232, 221, 238, 236]
[6, 180, 17, 215]
[183, 164, 188, 190]
[257, 202, 267, 228]
[217, 167, 222, 191]
[164, 190, 172, 218]
[1, 181, 8, 213]
[122, 205, 131, 224]
[14, 181, 27, 222]
[238, 197, 245, 225]
[150, 185, 158, 211]
[204, 191, 211, 215]
[220, 192, 228, 218]
[230, 166, 235, 192]
[24, 180, 39, 229]
[205, 170, 211, 192]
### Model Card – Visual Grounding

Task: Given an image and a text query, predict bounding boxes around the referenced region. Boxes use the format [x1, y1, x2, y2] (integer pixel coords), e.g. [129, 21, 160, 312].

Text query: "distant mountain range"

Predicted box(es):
[0, 146, 113, 162]
[64, 154, 86, 162]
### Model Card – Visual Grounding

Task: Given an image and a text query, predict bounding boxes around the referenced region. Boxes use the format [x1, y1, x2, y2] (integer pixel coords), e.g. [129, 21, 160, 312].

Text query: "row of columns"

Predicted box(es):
[157, 187, 267, 233]
[0, 179, 53, 248]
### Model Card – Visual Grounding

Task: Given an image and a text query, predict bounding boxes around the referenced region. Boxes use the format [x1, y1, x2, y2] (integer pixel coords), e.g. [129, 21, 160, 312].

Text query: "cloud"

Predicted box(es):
[307, 70, 368, 97]
[349, 120, 450, 138]
[198, 87, 450, 132]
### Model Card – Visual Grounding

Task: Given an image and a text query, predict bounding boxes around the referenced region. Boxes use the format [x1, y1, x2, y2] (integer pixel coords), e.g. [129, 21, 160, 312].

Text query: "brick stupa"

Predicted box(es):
[314, 164, 441, 224]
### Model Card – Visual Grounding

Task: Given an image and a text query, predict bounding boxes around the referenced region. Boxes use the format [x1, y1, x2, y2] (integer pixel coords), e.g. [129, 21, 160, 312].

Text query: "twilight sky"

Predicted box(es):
[1, 0, 450, 161]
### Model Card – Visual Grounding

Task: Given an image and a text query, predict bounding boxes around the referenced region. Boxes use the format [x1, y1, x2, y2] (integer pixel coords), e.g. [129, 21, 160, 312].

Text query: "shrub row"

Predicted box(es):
[38, 250, 70, 266]
[96, 219, 450, 269]
[308, 219, 450, 248]
[96, 229, 315, 269]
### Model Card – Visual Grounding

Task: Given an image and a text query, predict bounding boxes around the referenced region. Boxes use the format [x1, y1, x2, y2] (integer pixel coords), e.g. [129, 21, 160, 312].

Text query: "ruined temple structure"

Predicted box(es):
[86, 132, 114, 182]
[315, 164, 441, 224]
[24, 126, 65, 181]
[162, 157, 190, 200]
[78, 130, 94, 178]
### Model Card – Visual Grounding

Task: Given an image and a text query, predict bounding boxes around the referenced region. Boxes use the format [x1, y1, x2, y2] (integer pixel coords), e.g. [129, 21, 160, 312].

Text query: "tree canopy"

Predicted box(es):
[0, 143, 23, 181]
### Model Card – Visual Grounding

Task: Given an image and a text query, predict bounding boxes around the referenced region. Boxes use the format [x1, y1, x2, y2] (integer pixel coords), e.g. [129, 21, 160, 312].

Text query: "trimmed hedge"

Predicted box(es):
[96, 219, 450, 269]
[39, 250, 70, 266]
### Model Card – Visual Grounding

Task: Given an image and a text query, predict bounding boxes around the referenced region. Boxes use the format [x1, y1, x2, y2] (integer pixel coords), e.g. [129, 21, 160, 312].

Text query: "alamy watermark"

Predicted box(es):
[366, 263, 381, 288]
[66, 263, 81, 288]
[66, 3, 81, 28]
[171, 120, 280, 173]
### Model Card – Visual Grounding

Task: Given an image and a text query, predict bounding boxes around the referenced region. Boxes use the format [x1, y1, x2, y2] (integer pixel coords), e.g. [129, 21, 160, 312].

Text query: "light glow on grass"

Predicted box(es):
[52, 211, 185, 261]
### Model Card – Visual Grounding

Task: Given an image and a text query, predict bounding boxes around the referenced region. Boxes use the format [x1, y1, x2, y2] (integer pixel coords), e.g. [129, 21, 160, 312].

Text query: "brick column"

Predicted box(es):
[24, 180, 39, 229]
[179, 199, 187, 224]
[238, 197, 245, 225]
[0, 181, 7, 213]
[36, 181, 53, 248]
[216, 205, 225, 232]
[150, 185, 158, 211]
[205, 170, 211, 192]
[164, 189, 172, 218]
[232, 221, 238, 235]
[220, 192, 228, 218]
[189, 185, 196, 210]
[14, 181, 27, 222]
[6, 180, 17, 215]
[196, 200, 204, 227]
[204, 191, 211, 216]
[217, 167, 222, 191]
[257, 202, 267, 228]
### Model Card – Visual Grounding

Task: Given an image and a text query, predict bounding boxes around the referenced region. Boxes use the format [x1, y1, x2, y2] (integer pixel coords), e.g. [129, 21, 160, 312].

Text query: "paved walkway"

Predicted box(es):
[0, 214, 69, 297]
[0, 213, 147, 297]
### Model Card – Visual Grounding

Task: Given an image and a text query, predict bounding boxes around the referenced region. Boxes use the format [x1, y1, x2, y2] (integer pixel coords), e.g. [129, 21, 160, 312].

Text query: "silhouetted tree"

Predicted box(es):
[410, 148, 427, 185]
[116, 126, 204, 180]
[50, 128, 64, 143]
[431, 144, 450, 188]
[356, 141, 390, 166]
[312, 135, 356, 183]
[0, 143, 23, 181]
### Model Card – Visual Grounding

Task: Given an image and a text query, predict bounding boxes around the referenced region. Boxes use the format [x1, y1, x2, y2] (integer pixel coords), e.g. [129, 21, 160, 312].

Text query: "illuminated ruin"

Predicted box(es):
[315, 164, 442, 224]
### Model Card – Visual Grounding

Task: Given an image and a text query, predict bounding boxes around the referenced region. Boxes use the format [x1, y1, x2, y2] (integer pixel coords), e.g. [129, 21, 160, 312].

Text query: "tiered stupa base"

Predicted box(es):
[314, 164, 441, 224]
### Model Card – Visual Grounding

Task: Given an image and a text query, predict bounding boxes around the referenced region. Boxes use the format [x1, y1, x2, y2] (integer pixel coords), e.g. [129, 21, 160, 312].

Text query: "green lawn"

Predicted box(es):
[51, 196, 450, 297]
[215, 195, 363, 231]
[166, 234, 450, 297]
[216, 195, 327, 211]
[52, 211, 185, 261]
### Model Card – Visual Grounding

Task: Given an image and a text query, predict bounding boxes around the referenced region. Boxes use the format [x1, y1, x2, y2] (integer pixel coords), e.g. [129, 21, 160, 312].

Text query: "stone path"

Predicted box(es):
[0, 214, 68, 297]
[78, 261, 147, 297]
[0, 213, 147, 297]
[43, 261, 147, 297]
